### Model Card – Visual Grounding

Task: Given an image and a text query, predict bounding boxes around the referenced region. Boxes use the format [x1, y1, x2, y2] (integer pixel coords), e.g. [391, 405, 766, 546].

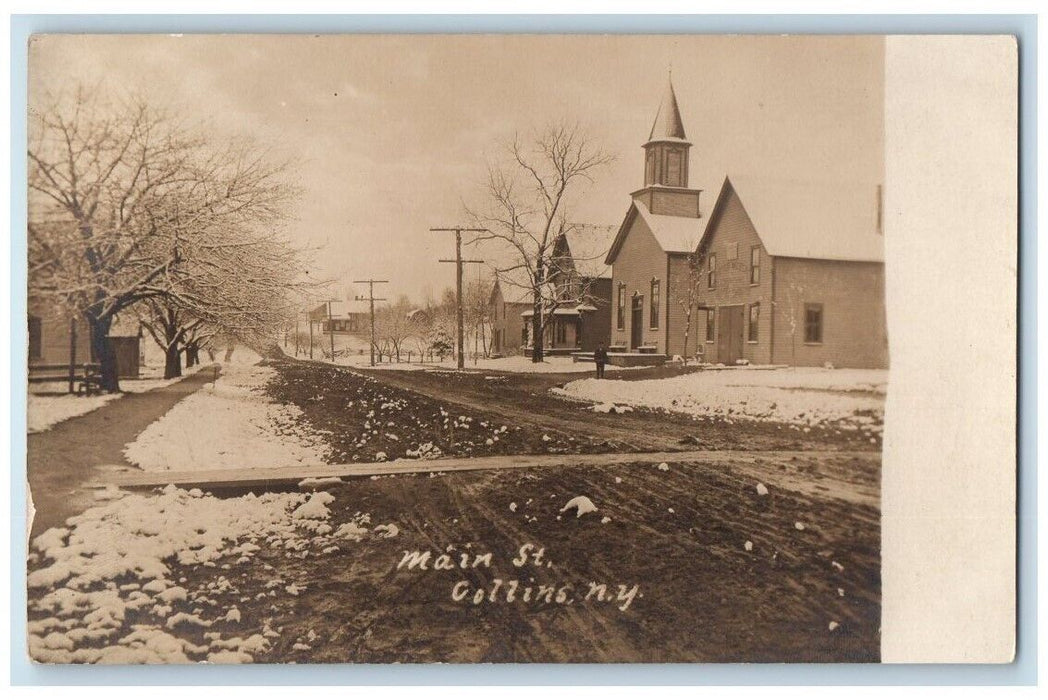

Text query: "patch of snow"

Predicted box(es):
[657, 462, 670, 472]
[123, 364, 328, 471]
[559, 496, 598, 518]
[756, 483, 769, 496]
[28, 393, 123, 433]
[374, 523, 399, 538]
[26, 483, 347, 663]
[553, 367, 886, 431]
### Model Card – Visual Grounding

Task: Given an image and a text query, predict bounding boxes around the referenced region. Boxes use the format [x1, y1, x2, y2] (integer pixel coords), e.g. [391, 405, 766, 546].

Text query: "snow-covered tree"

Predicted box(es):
[28, 88, 304, 390]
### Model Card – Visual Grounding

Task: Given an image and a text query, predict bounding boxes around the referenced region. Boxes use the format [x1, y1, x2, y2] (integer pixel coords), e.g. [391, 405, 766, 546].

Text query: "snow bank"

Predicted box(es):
[28, 394, 123, 434]
[553, 367, 886, 430]
[124, 364, 329, 471]
[27, 484, 397, 663]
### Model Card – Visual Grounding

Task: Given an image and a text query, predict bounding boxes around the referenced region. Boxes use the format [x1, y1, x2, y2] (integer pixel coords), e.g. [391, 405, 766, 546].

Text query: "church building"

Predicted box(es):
[605, 79, 888, 369]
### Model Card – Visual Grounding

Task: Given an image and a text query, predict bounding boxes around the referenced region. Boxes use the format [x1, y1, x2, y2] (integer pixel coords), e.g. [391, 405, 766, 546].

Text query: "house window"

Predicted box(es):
[649, 279, 660, 329]
[707, 253, 717, 289]
[28, 315, 42, 362]
[748, 303, 760, 342]
[804, 303, 824, 344]
[750, 246, 761, 285]
[705, 308, 715, 343]
[555, 320, 567, 344]
[617, 283, 626, 330]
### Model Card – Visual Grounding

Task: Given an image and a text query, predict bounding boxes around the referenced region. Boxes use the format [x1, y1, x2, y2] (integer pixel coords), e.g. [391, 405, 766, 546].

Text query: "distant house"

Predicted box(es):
[605, 79, 887, 368]
[526, 224, 616, 353]
[488, 275, 531, 356]
[310, 299, 370, 336]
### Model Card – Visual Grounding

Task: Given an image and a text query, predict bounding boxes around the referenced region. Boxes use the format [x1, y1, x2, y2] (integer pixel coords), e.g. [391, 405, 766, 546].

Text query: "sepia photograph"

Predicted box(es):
[20, 31, 1011, 667]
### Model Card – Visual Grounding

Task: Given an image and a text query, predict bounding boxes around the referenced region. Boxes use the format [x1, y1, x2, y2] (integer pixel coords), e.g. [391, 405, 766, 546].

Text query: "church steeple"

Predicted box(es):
[642, 77, 692, 188]
[631, 75, 702, 219]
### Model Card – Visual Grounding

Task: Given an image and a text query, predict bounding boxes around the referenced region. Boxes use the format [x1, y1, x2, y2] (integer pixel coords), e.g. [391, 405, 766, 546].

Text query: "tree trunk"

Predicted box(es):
[164, 343, 183, 379]
[224, 345, 234, 362]
[530, 300, 544, 362]
[87, 313, 120, 392]
[186, 342, 199, 367]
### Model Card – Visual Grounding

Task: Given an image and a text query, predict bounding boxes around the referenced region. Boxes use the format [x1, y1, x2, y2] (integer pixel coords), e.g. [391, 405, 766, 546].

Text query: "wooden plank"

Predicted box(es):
[96, 450, 879, 491]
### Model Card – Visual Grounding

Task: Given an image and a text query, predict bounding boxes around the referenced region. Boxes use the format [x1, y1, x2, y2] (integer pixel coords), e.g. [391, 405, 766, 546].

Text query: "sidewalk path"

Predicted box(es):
[27, 365, 220, 538]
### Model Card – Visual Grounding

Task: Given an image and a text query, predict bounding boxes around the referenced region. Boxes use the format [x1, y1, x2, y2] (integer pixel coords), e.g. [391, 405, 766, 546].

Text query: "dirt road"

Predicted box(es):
[177, 453, 879, 663]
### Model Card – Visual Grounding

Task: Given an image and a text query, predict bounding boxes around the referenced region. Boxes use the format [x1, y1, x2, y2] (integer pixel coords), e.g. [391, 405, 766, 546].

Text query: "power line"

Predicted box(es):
[352, 279, 388, 367]
[430, 227, 486, 370]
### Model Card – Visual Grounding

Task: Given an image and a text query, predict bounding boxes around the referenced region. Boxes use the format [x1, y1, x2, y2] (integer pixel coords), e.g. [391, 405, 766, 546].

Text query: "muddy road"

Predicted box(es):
[268, 359, 882, 457]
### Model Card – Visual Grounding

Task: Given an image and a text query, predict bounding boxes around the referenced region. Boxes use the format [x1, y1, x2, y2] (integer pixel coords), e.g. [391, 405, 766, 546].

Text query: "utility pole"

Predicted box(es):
[353, 279, 388, 367]
[431, 227, 486, 370]
[324, 299, 339, 361]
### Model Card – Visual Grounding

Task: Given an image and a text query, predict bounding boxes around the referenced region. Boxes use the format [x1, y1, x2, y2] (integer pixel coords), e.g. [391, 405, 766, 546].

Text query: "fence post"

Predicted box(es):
[68, 317, 77, 394]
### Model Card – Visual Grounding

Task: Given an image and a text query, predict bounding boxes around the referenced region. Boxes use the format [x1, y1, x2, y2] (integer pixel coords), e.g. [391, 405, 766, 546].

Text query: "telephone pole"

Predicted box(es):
[324, 299, 339, 361]
[431, 227, 486, 370]
[353, 279, 388, 367]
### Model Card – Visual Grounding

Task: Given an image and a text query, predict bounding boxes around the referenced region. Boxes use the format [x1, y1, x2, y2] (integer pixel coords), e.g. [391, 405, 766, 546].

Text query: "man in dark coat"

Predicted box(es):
[594, 343, 608, 379]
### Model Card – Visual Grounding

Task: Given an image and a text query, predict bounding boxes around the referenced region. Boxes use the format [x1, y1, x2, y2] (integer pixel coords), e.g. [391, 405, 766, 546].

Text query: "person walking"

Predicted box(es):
[594, 342, 608, 379]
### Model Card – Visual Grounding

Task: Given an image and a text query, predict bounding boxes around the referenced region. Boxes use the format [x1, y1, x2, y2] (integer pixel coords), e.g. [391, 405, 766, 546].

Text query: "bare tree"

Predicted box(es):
[28, 88, 302, 390]
[374, 296, 415, 363]
[672, 251, 704, 365]
[468, 123, 613, 362]
[463, 278, 492, 359]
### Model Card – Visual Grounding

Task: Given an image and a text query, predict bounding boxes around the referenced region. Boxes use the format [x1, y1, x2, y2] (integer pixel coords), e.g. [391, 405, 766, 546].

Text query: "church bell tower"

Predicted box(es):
[643, 78, 691, 188]
[632, 77, 702, 218]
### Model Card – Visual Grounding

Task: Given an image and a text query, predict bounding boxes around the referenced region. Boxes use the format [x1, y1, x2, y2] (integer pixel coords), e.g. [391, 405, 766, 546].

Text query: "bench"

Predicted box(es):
[28, 362, 103, 395]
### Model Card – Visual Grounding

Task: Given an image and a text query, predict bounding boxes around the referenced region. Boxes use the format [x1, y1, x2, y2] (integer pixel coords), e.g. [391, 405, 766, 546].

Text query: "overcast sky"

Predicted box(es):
[29, 34, 884, 303]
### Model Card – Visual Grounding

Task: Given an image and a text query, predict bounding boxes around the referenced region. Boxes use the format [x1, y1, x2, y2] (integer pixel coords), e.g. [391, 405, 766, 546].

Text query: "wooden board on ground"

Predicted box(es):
[96, 450, 880, 505]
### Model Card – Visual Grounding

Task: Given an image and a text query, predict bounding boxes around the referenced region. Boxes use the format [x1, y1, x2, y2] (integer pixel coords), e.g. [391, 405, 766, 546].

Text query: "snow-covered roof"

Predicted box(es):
[715, 175, 884, 263]
[560, 224, 617, 279]
[607, 175, 885, 265]
[632, 199, 709, 255]
[521, 305, 593, 317]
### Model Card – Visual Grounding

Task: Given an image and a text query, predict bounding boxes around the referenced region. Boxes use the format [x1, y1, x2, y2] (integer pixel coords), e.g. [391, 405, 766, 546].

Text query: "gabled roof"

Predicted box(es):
[489, 268, 534, 305]
[648, 79, 688, 143]
[606, 175, 885, 266]
[709, 175, 884, 263]
[558, 224, 617, 279]
[605, 198, 709, 264]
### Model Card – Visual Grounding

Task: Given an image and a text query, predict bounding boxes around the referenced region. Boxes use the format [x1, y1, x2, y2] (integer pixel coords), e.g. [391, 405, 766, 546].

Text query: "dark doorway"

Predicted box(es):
[630, 294, 644, 349]
[717, 305, 745, 364]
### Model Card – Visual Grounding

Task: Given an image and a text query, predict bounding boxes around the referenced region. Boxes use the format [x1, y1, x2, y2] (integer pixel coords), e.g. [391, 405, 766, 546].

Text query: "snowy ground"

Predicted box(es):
[553, 367, 886, 431]
[332, 354, 649, 375]
[27, 394, 124, 434]
[27, 358, 213, 434]
[27, 484, 396, 663]
[123, 363, 329, 472]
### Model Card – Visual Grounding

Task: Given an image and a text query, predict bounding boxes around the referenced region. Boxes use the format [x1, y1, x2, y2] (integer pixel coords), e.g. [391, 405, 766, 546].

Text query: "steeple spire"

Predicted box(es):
[641, 75, 692, 189]
[648, 76, 687, 142]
